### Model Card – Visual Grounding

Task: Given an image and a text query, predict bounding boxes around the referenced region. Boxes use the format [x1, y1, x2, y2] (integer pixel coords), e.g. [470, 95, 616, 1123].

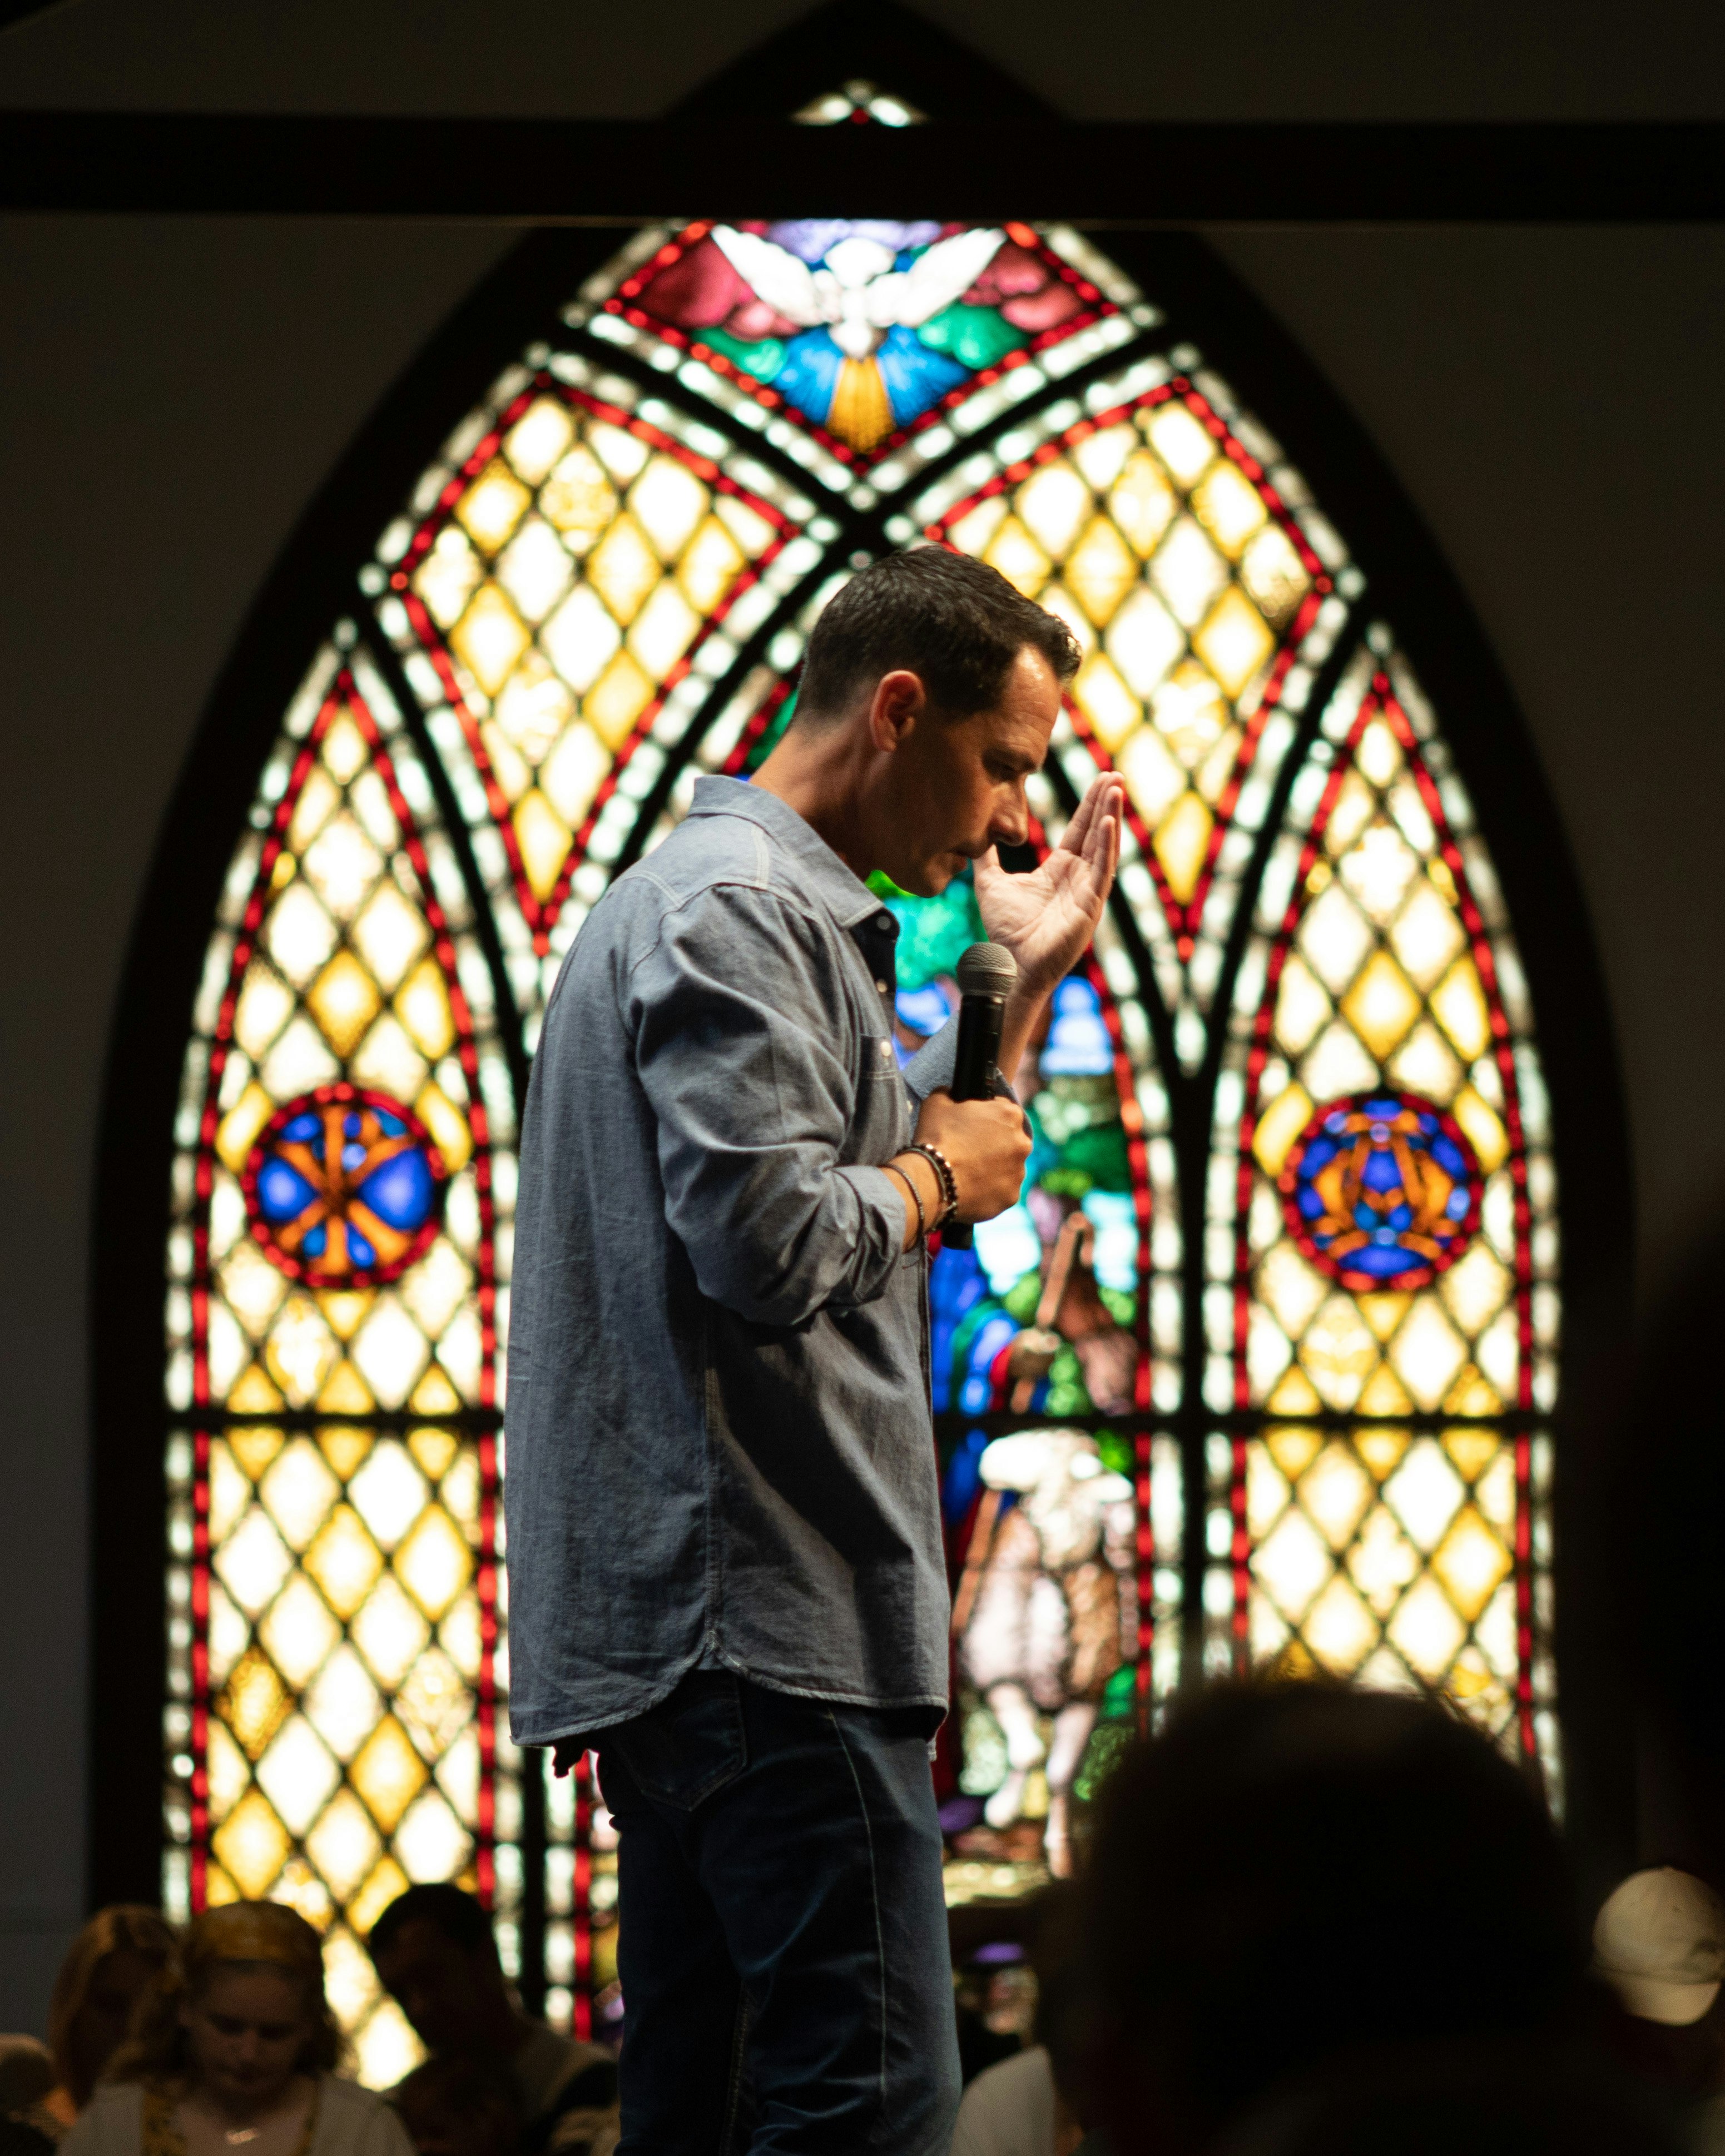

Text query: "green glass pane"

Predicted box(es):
[697, 326, 788, 381]
[916, 303, 1028, 374]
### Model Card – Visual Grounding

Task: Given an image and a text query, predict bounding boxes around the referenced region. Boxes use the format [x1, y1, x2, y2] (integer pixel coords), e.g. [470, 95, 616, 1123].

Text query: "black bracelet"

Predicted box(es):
[905, 1141, 959, 1228]
[883, 1159, 926, 1245]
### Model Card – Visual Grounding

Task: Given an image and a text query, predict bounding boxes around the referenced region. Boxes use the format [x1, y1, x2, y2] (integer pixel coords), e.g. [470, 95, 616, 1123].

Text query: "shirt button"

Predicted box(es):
[876, 912, 892, 930]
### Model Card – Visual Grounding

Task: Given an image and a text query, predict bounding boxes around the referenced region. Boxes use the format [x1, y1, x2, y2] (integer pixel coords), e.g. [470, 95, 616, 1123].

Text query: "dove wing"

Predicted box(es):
[710, 227, 828, 327]
[884, 227, 1008, 327]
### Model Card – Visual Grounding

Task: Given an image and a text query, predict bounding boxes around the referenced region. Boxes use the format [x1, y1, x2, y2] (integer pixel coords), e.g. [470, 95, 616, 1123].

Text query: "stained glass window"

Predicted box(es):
[163, 191, 1560, 2065]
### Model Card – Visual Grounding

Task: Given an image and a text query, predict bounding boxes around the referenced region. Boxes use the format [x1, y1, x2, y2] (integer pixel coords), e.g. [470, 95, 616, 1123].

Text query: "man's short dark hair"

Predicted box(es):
[368, 1881, 495, 1963]
[796, 547, 1080, 723]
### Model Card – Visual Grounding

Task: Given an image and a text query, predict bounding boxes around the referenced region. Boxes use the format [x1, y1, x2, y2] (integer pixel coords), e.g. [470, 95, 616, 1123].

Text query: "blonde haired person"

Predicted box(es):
[28, 1906, 179, 2135]
[61, 1904, 410, 2156]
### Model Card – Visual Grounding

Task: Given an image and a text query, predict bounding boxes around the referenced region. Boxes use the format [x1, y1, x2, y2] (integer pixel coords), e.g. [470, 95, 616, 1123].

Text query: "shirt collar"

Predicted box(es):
[687, 774, 891, 932]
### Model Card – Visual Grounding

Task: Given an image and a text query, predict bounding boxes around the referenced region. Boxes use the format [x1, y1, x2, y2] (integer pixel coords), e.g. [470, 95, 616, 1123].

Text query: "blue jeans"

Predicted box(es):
[594, 1672, 961, 2154]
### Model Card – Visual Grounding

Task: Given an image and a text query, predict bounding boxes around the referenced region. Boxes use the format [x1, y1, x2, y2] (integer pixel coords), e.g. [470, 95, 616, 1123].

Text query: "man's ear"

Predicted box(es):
[866, 669, 925, 753]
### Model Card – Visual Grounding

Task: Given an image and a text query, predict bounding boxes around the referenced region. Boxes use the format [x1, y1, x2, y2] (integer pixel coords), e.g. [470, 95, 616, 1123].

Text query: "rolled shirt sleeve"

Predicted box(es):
[630, 881, 908, 1328]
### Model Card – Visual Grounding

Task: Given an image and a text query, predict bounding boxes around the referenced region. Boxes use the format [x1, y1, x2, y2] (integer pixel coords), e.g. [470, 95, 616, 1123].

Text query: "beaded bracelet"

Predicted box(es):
[905, 1140, 959, 1228]
[883, 1159, 926, 1245]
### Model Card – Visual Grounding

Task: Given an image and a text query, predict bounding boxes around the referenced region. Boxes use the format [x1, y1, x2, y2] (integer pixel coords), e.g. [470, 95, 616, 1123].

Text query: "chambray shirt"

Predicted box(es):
[505, 776, 961, 1747]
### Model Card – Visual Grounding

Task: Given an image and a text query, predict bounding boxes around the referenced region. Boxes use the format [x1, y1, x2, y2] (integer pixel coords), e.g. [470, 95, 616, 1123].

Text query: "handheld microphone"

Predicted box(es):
[941, 941, 1018, 1251]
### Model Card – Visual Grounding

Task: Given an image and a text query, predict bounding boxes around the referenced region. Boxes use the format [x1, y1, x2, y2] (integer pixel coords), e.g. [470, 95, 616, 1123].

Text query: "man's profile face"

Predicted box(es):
[874, 644, 1060, 896]
[373, 1920, 497, 2055]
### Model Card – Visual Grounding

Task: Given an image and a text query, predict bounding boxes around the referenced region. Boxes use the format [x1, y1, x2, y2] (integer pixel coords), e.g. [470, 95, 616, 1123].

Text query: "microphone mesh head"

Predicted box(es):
[956, 942, 1018, 995]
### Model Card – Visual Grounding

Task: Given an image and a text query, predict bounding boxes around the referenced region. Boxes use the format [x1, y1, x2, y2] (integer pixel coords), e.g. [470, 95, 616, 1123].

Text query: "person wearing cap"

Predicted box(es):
[1594, 1867, 1725, 2150]
[58, 1902, 412, 2156]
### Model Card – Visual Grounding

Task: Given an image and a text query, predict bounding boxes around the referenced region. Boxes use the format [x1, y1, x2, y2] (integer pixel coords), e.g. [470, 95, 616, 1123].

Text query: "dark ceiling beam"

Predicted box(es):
[2, 113, 1722, 220]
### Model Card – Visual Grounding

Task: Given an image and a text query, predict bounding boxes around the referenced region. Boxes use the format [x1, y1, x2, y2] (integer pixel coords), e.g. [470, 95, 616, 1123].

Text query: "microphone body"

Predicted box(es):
[940, 942, 1017, 1251]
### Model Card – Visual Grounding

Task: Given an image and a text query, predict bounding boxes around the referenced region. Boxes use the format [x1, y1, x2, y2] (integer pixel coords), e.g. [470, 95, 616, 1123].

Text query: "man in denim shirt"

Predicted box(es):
[507, 549, 1123, 2153]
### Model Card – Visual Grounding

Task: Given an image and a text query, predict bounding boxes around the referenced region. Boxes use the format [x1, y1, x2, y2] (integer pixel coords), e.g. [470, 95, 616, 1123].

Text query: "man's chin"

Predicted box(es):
[891, 856, 963, 899]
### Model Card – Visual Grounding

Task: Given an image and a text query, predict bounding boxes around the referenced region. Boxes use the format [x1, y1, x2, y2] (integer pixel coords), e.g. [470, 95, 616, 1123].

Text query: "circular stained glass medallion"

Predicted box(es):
[1277, 1090, 1483, 1294]
[244, 1084, 447, 1286]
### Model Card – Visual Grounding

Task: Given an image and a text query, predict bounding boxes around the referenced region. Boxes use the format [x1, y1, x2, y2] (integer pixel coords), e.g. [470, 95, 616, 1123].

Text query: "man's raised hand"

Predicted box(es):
[971, 772, 1124, 995]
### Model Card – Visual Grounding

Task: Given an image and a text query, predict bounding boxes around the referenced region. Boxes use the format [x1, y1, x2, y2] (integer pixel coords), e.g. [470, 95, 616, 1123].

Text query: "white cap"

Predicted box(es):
[1593, 1867, 1725, 2026]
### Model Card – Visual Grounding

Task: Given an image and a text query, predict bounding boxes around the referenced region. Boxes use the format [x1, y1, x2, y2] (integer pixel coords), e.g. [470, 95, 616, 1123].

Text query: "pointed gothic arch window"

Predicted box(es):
[105, 67, 1608, 2082]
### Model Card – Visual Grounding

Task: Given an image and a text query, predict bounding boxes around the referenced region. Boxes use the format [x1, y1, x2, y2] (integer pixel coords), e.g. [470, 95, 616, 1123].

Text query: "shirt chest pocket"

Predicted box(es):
[850, 1033, 910, 1164]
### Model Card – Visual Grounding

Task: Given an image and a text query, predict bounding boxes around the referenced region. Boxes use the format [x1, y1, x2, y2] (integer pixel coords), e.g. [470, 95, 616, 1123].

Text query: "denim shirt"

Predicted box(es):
[505, 776, 961, 1747]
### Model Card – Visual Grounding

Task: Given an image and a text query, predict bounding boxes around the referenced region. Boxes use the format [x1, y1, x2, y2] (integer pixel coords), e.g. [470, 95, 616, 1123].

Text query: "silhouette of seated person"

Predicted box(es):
[369, 1886, 614, 2147]
[1076, 1681, 1615, 2156]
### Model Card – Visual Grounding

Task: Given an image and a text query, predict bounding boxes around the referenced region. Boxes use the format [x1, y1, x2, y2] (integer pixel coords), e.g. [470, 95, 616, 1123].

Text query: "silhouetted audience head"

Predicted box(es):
[369, 1885, 512, 2060]
[392, 2054, 521, 2156]
[1079, 1681, 1584, 2156]
[1592, 1869, 1725, 2114]
[107, 1901, 340, 2095]
[0, 2037, 54, 2112]
[46, 1905, 176, 2110]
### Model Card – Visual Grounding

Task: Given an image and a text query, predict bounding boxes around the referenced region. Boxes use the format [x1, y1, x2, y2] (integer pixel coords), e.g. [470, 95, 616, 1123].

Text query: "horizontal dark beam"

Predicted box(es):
[2, 113, 1723, 220]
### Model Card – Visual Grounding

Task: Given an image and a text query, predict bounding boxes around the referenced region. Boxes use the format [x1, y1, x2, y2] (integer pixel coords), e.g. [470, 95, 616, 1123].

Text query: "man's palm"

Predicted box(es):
[972, 774, 1124, 993]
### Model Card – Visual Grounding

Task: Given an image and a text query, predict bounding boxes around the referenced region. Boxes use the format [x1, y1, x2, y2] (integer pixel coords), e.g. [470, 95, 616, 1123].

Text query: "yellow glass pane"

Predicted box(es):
[1252, 1082, 1314, 1178]
[303, 816, 384, 924]
[234, 962, 295, 1063]
[1431, 1505, 1511, 1623]
[1340, 948, 1421, 1061]
[287, 768, 341, 857]
[413, 1085, 472, 1176]
[214, 1507, 295, 1618]
[540, 444, 618, 548]
[454, 459, 531, 556]
[1298, 1443, 1374, 1549]
[586, 650, 656, 750]
[1356, 718, 1402, 788]
[264, 885, 340, 991]
[1018, 461, 1090, 559]
[319, 1426, 371, 1479]
[1387, 1021, 1463, 1105]
[1389, 878, 1465, 990]
[220, 1241, 289, 1342]
[1239, 523, 1310, 628]
[350, 884, 429, 998]
[348, 1856, 412, 1941]
[303, 1643, 384, 1762]
[217, 1083, 277, 1176]
[1064, 517, 1138, 625]
[1151, 660, 1230, 772]
[1073, 651, 1141, 753]
[494, 517, 574, 627]
[1147, 402, 1215, 485]
[1073, 422, 1134, 491]
[492, 653, 574, 768]
[679, 515, 747, 613]
[258, 1574, 340, 1691]
[1299, 1296, 1379, 1410]
[255, 1715, 341, 1837]
[1117, 723, 1185, 827]
[1430, 957, 1491, 1061]
[1108, 450, 1176, 557]
[982, 515, 1050, 597]
[1340, 823, 1421, 926]
[1452, 1085, 1508, 1174]
[1387, 1576, 1466, 1683]
[1322, 772, 1377, 863]
[503, 396, 574, 487]
[212, 1790, 293, 1900]
[1273, 956, 1331, 1059]
[413, 528, 482, 632]
[450, 584, 531, 701]
[1297, 884, 1374, 997]
[219, 1647, 292, 1762]
[317, 1359, 374, 1415]
[395, 1507, 473, 1621]
[304, 1787, 384, 1906]
[305, 951, 381, 1061]
[1152, 791, 1212, 904]
[1440, 1241, 1510, 1338]
[304, 1506, 384, 1621]
[1444, 1365, 1504, 1415]
[630, 455, 708, 561]
[587, 515, 661, 625]
[409, 1364, 463, 1415]
[1358, 1361, 1415, 1414]
[207, 1721, 251, 1824]
[1104, 585, 1184, 700]
[1303, 1573, 1378, 1676]
[1191, 458, 1268, 558]
[397, 1244, 470, 1343]
[629, 580, 701, 679]
[395, 957, 454, 1062]
[1256, 1238, 1326, 1335]
[397, 1648, 472, 1755]
[350, 1716, 428, 1834]
[1382, 1439, 1465, 1549]
[228, 1368, 284, 1415]
[272, 1857, 334, 1935]
[349, 1576, 431, 1688]
[1255, 1508, 1330, 1622]
[1348, 1506, 1421, 1616]
[543, 585, 623, 695]
[513, 789, 573, 902]
[1192, 586, 1273, 700]
[260, 1438, 341, 1553]
[348, 1442, 429, 1550]
[540, 721, 610, 829]
[409, 1429, 458, 1482]
[1387, 1299, 1469, 1411]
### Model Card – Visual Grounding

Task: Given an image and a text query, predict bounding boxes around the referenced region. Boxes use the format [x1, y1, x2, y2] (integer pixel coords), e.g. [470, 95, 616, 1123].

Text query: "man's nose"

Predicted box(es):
[990, 790, 1030, 850]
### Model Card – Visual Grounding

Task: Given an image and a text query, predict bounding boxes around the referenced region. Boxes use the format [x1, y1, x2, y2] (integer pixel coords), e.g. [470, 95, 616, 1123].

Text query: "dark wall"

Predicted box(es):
[3, 0, 1722, 2029]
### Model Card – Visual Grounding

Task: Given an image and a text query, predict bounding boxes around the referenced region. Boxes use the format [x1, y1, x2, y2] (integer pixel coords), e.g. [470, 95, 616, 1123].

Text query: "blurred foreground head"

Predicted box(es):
[1081, 1682, 1584, 2156]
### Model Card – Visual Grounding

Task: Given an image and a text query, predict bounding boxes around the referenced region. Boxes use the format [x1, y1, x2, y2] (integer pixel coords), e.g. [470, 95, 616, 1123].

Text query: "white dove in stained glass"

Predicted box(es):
[711, 225, 1007, 362]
